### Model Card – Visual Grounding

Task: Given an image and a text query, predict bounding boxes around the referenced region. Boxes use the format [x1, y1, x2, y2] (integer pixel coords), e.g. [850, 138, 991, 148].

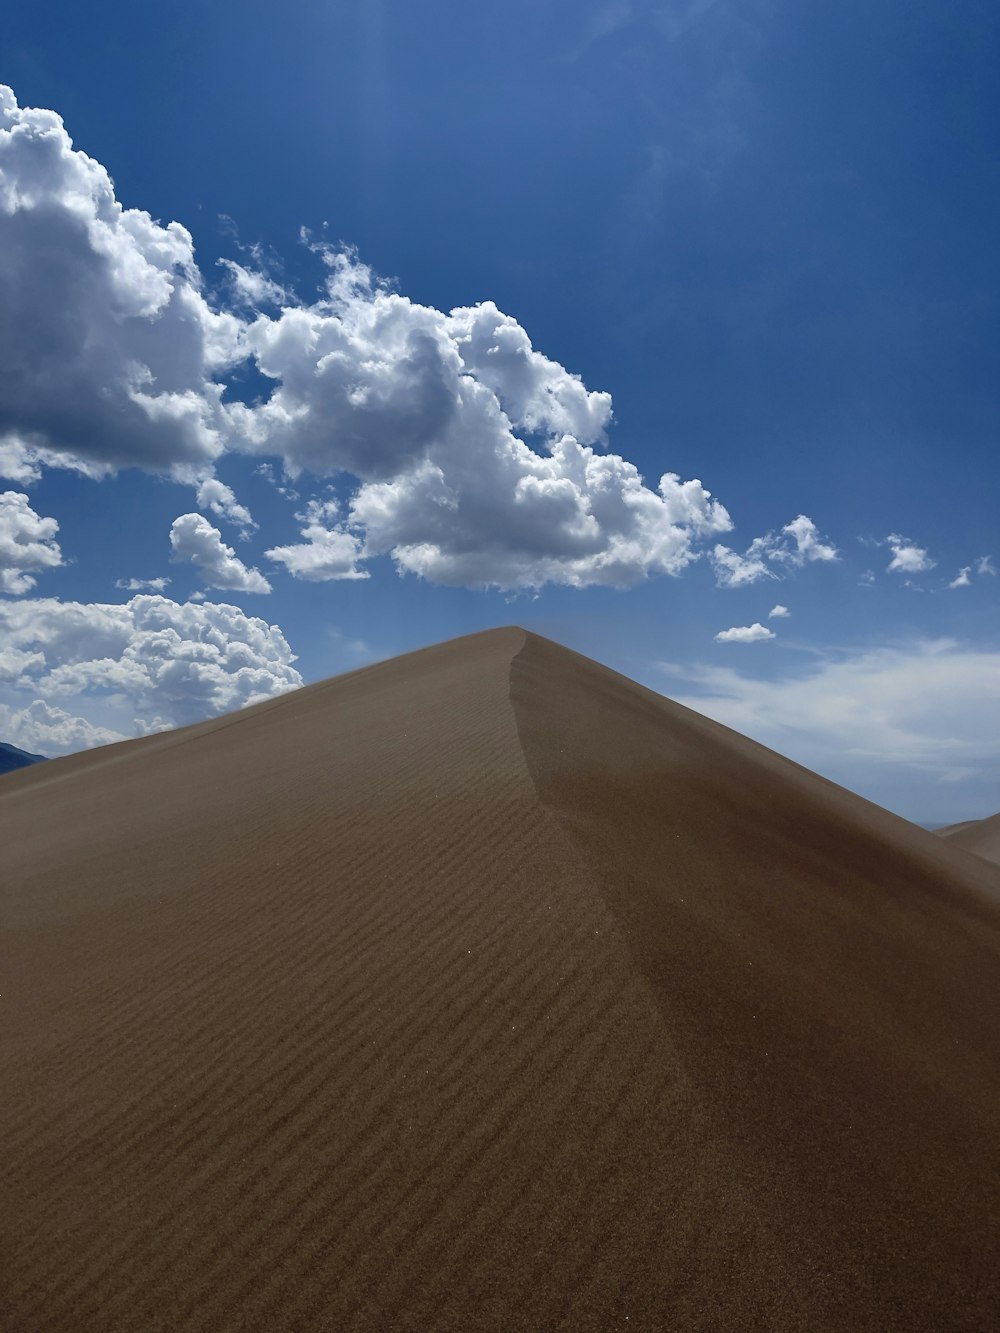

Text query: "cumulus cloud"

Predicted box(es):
[977, 555, 996, 577]
[886, 534, 935, 575]
[0, 697, 126, 757]
[170, 513, 271, 593]
[769, 604, 790, 618]
[949, 567, 972, 589]
[712, 515, 837, 588]
[265, 498, 368, 581]
[0, 85, 240, 479]
[196, 478, 256, 533]
[775, 515, 838, 565]
[661, 640, 1000, 821]
[0, 595, 303, 745]
[230, 247, 732, 589]
[714, 622, 775, 644]
[0, 490, 63, 593]
[0, 86, 741, 591]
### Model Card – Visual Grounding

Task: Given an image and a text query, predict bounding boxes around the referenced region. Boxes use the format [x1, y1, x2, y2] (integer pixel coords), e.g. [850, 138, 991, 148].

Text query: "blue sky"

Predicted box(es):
[2, 0, 998, 824]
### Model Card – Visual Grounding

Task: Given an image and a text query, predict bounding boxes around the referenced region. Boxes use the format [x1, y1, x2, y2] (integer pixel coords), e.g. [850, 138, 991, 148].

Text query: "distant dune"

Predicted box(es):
[3, 628, 1000, 1331]
[937, 812, 1000, 867]
[0, 740, 46, 776]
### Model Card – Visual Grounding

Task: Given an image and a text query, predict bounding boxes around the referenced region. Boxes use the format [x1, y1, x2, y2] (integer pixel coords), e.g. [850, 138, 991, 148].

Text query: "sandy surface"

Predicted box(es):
[3, 627, 1000, 1331]
[937, 812, 1000, 867]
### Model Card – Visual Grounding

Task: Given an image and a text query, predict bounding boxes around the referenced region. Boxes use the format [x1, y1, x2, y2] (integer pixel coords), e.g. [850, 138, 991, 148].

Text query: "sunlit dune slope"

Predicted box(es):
[3, 627, 1000, 1332]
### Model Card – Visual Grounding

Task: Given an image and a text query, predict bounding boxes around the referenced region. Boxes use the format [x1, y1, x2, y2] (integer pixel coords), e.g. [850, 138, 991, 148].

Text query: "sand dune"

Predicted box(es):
[3, 627, 1000, 1331]
[937, 812, 1000, 867]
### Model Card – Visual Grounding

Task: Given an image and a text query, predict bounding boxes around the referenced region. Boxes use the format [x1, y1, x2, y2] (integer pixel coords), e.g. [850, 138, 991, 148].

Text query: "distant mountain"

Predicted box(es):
[0, 741, 47, 775]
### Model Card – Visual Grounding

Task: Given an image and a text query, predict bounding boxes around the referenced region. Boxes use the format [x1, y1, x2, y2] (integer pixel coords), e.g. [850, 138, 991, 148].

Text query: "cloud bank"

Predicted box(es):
[662, 640, 1000, 821]
[0, 87, 240, 479]
[0, 84, 735, 591]
[0, 595, 302, 753]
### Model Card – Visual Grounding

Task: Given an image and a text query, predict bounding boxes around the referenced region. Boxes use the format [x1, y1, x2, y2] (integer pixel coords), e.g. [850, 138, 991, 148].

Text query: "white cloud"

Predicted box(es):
[0, 697, 126, 757]
[886, 533, 935, 574]
[446, 301, 614, 445]
[196, 478, 256, 533]
[0, 434, 42, 484]
[661, 640, 1000, 821]
[768, 604, 790, 618]
[0, 644, 45, 683]
[265, 498, 368, 582]
[712, 515, 837, 588]
[232, 247, 732, 589]
[255, 462, 299, 500]
[218, 257, 288, 309]
[0, 490, 63, 593]
[711, 539, 775, 588]
[714, 622, 775, 643]
[0, 595, 303, 743]
[0, 432, 108, 484]
[0, 86, 740, 592]
[0, 85, 240, 479]
[950, 556, 996, 588]
[775, 515, 838, 565]
[169, 513, 271, 593]
[116, 576, 170, 592]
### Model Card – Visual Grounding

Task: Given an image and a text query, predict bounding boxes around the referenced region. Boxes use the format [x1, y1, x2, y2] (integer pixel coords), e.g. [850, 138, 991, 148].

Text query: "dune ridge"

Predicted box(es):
[937, 811, 1000, 867]
[3, 627, 1000, 1331]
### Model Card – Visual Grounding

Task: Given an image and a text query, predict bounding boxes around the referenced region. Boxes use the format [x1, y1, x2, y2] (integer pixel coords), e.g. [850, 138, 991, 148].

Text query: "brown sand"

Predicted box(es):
[3, 627, 1000, 1331]
[937, 812, 1000, 867]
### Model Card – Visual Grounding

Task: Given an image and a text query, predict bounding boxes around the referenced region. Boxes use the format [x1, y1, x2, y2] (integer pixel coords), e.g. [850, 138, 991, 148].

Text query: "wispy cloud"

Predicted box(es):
[115, 576, 170, 593]
[712, 515, 838, 587]
[660, 639, 1000, 819]
[0, 594, 302, 750]
[565, 2, 634, 63]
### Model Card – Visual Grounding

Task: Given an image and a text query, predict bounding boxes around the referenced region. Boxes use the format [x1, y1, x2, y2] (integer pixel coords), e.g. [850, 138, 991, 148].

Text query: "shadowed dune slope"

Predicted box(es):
[3, 627, 1000, 1332]
[937, 811, 1000, 866]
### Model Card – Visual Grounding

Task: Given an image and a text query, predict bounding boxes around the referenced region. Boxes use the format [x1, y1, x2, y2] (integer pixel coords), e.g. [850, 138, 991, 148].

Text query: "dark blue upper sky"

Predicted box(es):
[2, 0, 998, 821]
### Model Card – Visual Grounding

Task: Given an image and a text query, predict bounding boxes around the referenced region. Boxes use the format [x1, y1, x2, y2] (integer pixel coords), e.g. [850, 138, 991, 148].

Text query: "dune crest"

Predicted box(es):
[937, 811, 1000, 867]
[3, 627, 1000, 1331]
